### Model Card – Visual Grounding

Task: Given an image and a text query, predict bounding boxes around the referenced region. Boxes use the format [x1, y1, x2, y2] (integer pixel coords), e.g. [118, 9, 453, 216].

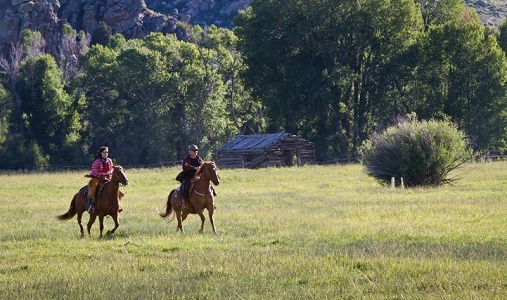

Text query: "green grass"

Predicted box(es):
[1, 162, 507, 299]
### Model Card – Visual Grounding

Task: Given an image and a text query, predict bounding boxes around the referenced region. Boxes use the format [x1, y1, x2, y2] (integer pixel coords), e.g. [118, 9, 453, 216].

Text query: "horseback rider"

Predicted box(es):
[86, 146, 114, 213]
[177, 144, 204, 209]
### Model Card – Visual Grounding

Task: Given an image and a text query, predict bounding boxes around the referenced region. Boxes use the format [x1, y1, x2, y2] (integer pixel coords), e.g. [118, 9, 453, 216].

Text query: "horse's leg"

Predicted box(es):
[87, 214, 97, 236]
[175, 209, 184, 233]
[207, 203, 217, 235]
[98, 215, 105, 237]
[195, 210, 206, 234]
[107, 213, 119, 235]
[77, 211, 84, 236]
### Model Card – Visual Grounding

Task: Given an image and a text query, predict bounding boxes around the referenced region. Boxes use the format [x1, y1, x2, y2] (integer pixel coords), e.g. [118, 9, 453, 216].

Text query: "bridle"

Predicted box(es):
[112, 166, 128, 187]
[192, 163, 218, 197]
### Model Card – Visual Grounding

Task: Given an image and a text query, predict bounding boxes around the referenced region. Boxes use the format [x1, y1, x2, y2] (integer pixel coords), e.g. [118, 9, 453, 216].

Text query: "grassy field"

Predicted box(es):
[1, 162, 507, 299]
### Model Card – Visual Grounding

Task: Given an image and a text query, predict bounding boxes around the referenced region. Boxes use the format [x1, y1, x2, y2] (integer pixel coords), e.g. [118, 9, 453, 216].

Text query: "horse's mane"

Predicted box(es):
[196, 161, 216, 175]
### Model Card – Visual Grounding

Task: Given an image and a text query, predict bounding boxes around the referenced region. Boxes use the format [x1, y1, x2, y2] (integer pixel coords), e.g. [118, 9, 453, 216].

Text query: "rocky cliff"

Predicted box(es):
[0, 0, 185, 56]
[0, 0, 506, 57]
[142, 0, 507, 29]
[467, 0, 507, 28]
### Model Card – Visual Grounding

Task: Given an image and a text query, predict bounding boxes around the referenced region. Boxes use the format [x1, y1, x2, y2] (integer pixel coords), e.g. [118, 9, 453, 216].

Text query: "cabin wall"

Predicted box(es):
[218, 141, 315, 169]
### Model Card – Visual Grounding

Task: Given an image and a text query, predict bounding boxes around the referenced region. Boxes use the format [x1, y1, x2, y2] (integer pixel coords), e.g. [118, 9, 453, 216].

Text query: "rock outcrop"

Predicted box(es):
[58, 0, 183, 40]
[0, 0, 184, 56]
[144, 0, 250, 28]
[0, 0, 506, 58]
[0, 0, 62, 55]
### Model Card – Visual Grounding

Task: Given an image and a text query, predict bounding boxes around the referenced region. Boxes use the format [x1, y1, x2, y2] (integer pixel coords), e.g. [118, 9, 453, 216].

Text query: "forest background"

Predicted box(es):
[2, 0, 507, 170]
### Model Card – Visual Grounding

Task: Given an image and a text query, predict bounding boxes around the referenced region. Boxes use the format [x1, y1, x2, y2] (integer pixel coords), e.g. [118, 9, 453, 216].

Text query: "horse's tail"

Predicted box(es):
[158, 190, 175, 221]
[56, 193, 78, 221]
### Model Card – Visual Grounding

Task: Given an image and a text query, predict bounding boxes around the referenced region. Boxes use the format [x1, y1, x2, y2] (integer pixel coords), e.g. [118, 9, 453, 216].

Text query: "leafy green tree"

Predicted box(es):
[411, 10, 507, 149]
[80, 29, 249, 164]
[16, 54, 81, 165]
[91, 21, 113, 46]
[189, 25, 265, 137]
[114, 46, 176, 163]
[58, 24, 90, 82]
[498, 19, 507, 54]
[163, 32, 229, 158]
[416, 0, 464, 30]
[235, 0, 422, 159]
[79, 42, 126, 159]
[0, 83, 11, 143]
[0, 44, 22, 136]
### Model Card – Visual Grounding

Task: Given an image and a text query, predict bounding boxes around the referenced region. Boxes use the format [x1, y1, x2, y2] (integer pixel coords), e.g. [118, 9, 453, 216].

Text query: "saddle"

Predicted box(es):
[176, 181, 196, 200]
[80, 180, 110, 198]
[80, 182, 124, 200]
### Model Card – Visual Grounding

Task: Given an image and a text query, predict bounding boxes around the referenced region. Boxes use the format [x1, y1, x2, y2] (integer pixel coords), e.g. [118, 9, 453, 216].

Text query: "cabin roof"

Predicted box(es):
[216, 132, 292, 152]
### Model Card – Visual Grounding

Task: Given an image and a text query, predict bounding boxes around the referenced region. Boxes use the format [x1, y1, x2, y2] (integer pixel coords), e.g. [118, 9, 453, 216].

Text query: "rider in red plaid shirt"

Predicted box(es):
[86, 146, 113, 213]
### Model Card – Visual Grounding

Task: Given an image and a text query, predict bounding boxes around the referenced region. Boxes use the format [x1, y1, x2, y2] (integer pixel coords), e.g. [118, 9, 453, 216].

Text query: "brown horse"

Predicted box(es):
[159, 161, 220, 234]
[56, 165, 129, 237]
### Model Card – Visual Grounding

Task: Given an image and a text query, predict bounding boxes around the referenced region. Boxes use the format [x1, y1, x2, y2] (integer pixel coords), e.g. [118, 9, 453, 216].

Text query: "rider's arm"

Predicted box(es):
[182, 158, 196, 171]
[90, 159, 102, 177]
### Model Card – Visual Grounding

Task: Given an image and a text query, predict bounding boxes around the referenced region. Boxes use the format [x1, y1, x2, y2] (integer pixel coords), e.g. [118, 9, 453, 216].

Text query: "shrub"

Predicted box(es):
[360, 118, 472, 187]
[0, 134, 49, 170]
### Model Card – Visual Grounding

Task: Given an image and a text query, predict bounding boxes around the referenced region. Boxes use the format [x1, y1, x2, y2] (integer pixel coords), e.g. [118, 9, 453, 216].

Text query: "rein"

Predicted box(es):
[191, 164, 213, 197]
[192, 189, 212, 197]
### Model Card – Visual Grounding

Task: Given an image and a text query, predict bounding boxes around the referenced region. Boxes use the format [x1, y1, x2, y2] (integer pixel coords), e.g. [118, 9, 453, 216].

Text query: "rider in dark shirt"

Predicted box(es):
[179, 144, 204, 208]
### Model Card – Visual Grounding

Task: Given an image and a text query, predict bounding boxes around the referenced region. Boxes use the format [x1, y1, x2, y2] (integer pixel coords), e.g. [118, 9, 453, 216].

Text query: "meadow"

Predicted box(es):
[1, 162, 507, 299]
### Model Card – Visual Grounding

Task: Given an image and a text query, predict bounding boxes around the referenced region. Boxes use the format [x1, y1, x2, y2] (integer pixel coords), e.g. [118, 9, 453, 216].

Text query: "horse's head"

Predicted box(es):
[112, 165, 129, 186]
[197, 161, 220, 186]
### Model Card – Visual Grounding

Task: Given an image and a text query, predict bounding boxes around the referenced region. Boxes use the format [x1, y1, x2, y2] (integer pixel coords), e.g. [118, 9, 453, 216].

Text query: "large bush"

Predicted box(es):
[360, 118, 472, 187]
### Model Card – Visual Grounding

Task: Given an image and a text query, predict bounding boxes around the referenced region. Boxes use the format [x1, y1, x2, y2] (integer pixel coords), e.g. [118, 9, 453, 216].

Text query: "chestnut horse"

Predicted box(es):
[56, 165, 129, 237]
[159, 161, 220, 234]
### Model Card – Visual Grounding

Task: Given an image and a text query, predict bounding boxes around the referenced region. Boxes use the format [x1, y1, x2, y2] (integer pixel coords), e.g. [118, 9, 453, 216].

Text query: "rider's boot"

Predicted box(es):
[179, 182, 188, 210]
[87, 179, 99, 213]
[87, 197, 94, 213]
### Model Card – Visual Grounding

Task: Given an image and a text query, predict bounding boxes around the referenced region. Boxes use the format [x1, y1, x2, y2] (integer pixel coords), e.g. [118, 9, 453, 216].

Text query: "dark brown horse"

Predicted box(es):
[159, 161, 220, 234]
[56, 165, 129, 237]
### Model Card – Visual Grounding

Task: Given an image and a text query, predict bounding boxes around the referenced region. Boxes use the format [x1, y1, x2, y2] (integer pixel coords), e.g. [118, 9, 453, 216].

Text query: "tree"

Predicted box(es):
[91, 21, 113, 46]
[415, 0, 464, 31]
[16, 54, 81, 164]
[58, 24, 90, 82]
[0, 84, 11, 143]
[80, 30, 249, 164]
[189, 25, 265, 137]
[411, 10, 507, 149]
[113, 45, 175, 163]
[235, 0, 422, 159]
[498, 19, 507, 54]
[0, 43, 23, 136]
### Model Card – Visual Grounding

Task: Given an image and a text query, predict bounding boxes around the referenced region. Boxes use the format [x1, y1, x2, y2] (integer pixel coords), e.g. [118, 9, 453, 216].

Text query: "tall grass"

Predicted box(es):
[1, 162, 507, 299]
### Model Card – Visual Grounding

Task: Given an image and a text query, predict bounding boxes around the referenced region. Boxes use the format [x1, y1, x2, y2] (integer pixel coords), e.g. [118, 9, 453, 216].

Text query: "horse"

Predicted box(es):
[159, 161, 220, 235]
[56, 165, 129, 237]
